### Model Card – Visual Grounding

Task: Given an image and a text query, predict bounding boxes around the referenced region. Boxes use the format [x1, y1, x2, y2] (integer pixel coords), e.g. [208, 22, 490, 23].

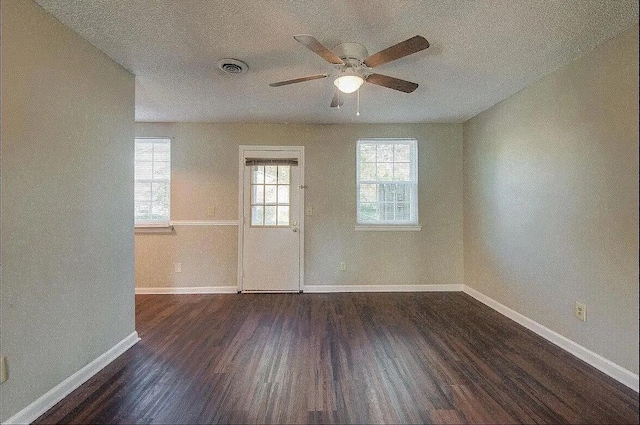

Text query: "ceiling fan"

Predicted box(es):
[269, 35, 430, 108]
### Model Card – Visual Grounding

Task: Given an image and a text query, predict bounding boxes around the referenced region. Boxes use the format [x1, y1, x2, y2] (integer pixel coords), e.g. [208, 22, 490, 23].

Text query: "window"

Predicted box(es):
[134, 138, 170, 225]
[250, 165, 290, 226]
[356, 139, 419, 229]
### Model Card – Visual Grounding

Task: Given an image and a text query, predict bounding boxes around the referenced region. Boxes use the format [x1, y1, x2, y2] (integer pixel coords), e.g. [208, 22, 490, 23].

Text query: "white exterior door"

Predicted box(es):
[238, 146, 304, 292]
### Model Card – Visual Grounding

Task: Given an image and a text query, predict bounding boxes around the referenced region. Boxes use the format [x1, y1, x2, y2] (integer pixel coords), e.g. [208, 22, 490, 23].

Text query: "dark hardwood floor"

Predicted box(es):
[36, 293, 638, 424]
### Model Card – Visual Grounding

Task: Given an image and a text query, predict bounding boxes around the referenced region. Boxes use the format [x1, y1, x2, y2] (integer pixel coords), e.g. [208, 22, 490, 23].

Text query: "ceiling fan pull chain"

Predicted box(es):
[356, 88, 360, 116]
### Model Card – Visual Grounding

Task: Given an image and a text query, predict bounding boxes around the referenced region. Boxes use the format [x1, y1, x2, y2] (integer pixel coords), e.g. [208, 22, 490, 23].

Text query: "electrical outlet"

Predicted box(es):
[175, 262, 182, 273]
[339, 262, 346, 271]
[575, 302, 587, 321]
[207, 207, 215, 217]
[306, 206, 313, 216]
[1, 357, 8, 383]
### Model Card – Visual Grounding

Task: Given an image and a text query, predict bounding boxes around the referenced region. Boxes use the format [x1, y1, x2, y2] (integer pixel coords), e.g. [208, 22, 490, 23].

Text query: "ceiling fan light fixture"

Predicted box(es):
[334, 75, 364, 93]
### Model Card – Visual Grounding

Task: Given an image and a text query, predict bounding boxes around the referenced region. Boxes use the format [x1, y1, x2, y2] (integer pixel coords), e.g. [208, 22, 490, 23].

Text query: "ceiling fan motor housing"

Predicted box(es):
[332, 42, 369, 66]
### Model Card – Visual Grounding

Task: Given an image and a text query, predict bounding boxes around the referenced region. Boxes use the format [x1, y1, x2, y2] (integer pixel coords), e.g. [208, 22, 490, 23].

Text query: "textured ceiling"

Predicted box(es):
[36, 0, 638, 124]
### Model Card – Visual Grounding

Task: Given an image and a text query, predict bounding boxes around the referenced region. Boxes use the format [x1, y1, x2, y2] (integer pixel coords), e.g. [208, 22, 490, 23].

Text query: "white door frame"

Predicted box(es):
[237, 145, 305, 292]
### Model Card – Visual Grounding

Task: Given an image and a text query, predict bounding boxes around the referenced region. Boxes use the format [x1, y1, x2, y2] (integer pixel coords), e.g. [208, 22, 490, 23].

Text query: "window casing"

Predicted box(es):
[134, 138, 171, 225]
[356, 139, 418, 227]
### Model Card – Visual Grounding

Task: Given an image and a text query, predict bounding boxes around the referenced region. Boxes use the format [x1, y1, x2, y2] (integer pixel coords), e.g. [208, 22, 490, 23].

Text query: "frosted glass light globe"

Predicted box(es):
[334, 75, 364, 93]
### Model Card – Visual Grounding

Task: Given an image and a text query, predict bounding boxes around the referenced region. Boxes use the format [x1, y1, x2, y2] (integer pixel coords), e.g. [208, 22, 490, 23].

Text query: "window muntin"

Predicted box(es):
[135, 138, 170, 225]
[357, 139, 418, 225]
[250, 165, 290, 226]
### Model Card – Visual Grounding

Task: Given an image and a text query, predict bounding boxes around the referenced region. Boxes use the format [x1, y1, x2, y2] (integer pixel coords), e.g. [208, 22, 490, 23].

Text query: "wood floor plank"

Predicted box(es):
[34, 293, 639, 424]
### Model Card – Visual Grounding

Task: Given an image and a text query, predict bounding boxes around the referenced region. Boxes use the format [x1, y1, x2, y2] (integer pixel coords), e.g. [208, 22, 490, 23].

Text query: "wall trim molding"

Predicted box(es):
[135, 286, 238, 294]
[462, 285, 639, 392]
[303, 284, 463, 293]
[354, 225, 422, 232]
[170, 220, 239, 226]
[4, 331, 140, 425]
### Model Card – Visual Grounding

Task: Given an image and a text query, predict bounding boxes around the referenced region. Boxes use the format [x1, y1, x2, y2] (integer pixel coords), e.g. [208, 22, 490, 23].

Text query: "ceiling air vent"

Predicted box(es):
[216, 58, 249, 74]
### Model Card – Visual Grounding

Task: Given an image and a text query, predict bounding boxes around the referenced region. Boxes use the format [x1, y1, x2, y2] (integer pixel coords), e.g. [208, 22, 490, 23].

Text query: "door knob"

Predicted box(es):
[292, 227, 298, 232]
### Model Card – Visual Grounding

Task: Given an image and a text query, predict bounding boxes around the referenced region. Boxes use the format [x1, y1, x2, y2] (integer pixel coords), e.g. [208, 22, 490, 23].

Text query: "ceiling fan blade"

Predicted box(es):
[365, 73, 418, 93]
[363, 35, 429, 68]
[330, 88, 344, 108]
[269, 74, 327, 87]
[294, 35, 344, 65]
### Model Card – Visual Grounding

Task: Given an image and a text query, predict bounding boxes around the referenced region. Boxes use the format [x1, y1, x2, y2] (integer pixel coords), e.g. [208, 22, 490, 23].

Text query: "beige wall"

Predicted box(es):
[463, 26, 639, 374]
[0, 0, 136, 420]
[135, 123, 464, 289]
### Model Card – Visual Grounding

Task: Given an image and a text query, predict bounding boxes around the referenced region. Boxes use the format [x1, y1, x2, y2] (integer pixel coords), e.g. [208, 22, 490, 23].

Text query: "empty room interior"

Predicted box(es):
[1, 0, 638, 423]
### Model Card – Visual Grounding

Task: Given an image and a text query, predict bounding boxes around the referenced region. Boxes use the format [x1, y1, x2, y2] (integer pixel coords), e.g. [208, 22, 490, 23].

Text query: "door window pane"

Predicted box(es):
[250, 165, 291, 227]
[277, 206, 289, 225]
[252, 166, 265, 184]
[264, 206, 277, 226]
[252, 185, 264, 204]
[251, 206, 264, 226]
[265, 166, 278, 184]
[278, 185, 289, 204]
[264, 185, 277, 203]
[277, 166, 290, 184]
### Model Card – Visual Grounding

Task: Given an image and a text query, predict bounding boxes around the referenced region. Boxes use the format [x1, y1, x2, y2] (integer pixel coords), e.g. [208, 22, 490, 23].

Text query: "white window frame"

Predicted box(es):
[355, 138, 421, 231]
[134, 137, 171, 228]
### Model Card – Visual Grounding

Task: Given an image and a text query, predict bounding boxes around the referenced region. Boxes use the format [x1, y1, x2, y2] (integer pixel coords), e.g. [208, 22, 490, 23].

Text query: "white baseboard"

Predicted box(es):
[5, 331, 140, 425]
[136, 285, 463, 294]
[303, 284, 463, 293]
[462, 285, 639, 392]
[135, 286, 238, 294]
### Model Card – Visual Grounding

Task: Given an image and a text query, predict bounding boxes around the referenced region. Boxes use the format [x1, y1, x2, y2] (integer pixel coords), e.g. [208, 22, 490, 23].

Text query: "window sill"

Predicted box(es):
[354, 224, 422, 232]
[135, 224, 174, 234]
